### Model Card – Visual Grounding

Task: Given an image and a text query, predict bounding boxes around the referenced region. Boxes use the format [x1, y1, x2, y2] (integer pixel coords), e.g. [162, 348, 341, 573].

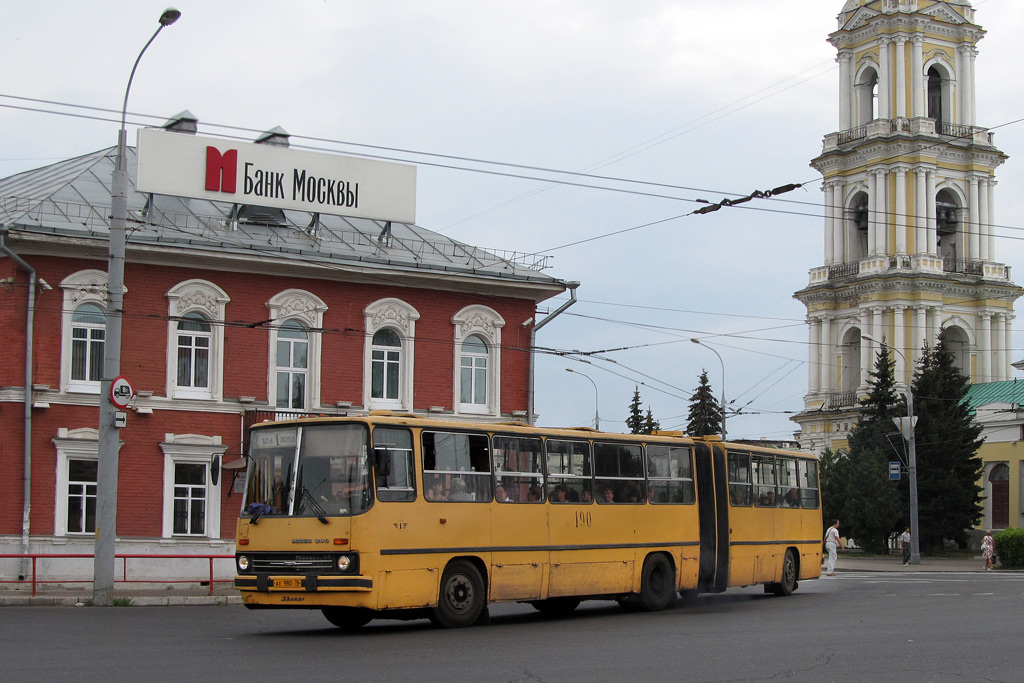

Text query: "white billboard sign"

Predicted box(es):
[136, 128, 416, 223]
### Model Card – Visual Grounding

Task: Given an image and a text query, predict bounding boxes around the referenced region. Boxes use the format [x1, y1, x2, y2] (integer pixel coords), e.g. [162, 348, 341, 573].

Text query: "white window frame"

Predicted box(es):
[53, 427, 102, 536]
[452, 305, 504, 416]
[60, 270, 111, 395]
[267, 290, 327, 412]
[363, 298, 419, 411]
[274, 320, 310, 410]
[166, 280, 229, 400]
[160, 433, 227, 539]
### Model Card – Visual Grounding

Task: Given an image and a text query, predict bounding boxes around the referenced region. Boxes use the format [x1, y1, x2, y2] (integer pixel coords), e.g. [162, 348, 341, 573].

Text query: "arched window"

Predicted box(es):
[936, 188, 963, 264]
[840, 327, 863, 393]
[943, 326, 972, 377]
[452, 305, 504, 416]
[70, 304, 106, 385]
[460, 335, 489, 406]
[363, 298, 419, 410]
[175, 312, 212, 392]
[371, 328, 402, 401]
[857, 67, 878, 125]
[846, 191, 870, 261]
[167, 279, 229, 401]
[989, 463, 1010, 529]
[61, 269, 109, 394]
[276, 321, 309, 410]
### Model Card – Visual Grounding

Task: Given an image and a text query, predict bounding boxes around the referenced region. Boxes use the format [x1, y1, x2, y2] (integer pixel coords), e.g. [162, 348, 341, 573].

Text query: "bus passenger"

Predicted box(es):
[599, 486, 615, 504]
[527, 485, 543, 502]
[550, 484, 569, 502]
[425, 478, 446, 501]
[495, 483, 512, 502]
[448, 477, 474, 501]
[580, 489, 593, 503]
[783, 488, 800, 508]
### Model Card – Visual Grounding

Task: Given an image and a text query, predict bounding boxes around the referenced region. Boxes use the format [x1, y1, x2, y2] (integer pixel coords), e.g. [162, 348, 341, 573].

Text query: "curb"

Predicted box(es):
[0, 594, 243, 607]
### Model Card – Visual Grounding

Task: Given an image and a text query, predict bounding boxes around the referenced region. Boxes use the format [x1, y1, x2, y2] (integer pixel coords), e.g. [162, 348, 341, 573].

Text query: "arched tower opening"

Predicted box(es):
[935, 188, 963, 264]
[840, 328, 863, 394]
[943, 325, 972, 377]
[926, 64, 954, 129]
[846, 191, 870, 261]
[856, 67, 878, 125]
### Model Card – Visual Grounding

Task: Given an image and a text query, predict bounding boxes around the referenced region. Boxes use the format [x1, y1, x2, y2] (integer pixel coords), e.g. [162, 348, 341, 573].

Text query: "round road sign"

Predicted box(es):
[110, 376, 135, 408]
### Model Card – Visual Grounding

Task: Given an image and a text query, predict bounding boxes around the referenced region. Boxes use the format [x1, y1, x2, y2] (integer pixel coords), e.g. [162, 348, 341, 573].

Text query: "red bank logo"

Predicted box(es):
[205, 146, 237, 194]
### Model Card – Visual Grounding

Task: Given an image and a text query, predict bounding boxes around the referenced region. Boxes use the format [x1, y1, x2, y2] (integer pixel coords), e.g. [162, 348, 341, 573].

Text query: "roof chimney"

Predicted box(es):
[162, 110, 198, 134]
[255, 125, 290, 147]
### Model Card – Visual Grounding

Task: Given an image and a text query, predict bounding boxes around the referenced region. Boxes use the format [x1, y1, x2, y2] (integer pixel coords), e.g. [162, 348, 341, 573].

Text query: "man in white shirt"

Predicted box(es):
[824, 520, 845, 576]
[899, 527, 911, 566]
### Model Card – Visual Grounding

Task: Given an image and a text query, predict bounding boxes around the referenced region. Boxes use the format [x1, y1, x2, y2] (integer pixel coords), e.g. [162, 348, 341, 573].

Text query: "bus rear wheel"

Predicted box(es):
[530, 597, 581, 615]
[770, 550, 798, 597]
[638, 553, 676, 612]
[321, 607, 374, 630]
[432, 560, 486, 628]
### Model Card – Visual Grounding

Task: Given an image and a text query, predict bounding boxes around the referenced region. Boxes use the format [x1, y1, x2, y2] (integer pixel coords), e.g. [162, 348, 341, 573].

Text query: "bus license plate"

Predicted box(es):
[274, 578, 304, 589]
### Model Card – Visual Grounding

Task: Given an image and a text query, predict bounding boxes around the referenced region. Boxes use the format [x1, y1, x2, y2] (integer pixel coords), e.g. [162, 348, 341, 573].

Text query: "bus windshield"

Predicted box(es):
[244, 423, 372, 520]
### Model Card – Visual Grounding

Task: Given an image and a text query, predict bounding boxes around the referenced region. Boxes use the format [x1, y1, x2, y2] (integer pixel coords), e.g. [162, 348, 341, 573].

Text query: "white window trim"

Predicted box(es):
[267, 290, 327, 411]
[452, 305, 504, 416]
[363, 298, 420, 411]
[53, 427, 103, 536]
[60, 270, 112, 395]
[167, 280, 229, 401]
[160, 433, 227, 539]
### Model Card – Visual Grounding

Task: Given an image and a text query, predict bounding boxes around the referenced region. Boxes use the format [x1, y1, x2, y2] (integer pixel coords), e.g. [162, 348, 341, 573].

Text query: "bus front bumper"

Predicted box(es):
[235, 575, 373, 592]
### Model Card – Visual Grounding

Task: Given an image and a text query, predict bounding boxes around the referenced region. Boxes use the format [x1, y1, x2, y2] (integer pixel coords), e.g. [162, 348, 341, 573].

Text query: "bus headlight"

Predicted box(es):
[337, 555, 352, 572]
[237, 555, 250, 572]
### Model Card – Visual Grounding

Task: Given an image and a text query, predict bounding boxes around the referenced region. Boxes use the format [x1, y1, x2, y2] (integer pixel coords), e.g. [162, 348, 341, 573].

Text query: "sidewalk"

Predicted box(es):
[0, 585, 242, 607]
[830, 553, 1009, 573]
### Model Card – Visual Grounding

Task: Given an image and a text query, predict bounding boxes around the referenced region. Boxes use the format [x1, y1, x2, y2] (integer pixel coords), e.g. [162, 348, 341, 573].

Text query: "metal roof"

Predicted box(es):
[0, 143, 565, 298]
[964, 379, 1024, 412]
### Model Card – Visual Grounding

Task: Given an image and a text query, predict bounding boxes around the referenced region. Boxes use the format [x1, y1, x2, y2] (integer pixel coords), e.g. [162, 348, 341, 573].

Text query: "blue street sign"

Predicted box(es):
[889, 462, 901, 480]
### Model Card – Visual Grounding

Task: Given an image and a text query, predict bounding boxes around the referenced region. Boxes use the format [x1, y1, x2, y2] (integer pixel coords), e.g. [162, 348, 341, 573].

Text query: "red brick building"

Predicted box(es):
[0, 115, 567, 578]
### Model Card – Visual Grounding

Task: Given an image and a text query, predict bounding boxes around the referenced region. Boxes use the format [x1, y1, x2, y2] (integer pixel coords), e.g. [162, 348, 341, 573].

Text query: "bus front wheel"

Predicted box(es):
[638, 553, 676, 612]
[432, 560, 486, 628]
[321, 607, 373, 630]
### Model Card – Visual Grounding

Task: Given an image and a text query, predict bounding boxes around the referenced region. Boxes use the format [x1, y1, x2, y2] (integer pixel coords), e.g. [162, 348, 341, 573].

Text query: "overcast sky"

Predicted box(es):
[3, 1, 1023, 441]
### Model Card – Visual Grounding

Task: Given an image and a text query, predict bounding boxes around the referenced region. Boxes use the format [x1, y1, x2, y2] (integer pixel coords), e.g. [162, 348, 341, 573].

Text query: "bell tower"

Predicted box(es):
[793, 0, 1022, 452]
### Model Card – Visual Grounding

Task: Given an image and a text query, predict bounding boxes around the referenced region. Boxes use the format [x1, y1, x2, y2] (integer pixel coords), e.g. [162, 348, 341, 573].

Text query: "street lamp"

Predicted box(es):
[690, 338, 726, 440]
[862, 334, 920, 565]
[565, 368, 600, 430]
[95, 7, 181, 607]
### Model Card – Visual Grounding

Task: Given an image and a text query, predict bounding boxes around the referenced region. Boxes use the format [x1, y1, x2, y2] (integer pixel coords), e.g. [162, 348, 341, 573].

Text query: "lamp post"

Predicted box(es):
[690, 338, 726, 440]
[565, 368, 600, 430]
[95, 7, 181, 607]
[862, 334, 920, 565]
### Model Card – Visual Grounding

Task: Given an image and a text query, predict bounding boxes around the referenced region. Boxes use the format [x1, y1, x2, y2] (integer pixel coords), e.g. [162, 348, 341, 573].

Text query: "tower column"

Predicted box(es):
[893, 305, 907, 382]
[831, 182, 845, 263]
[979, 177, 991, 262]
[895, 37, 907, 118]
[839, 50, 853, 130]
[987, 179, 997, 262]
[913, 306, 928, 368]
[926, 170, 937, 256]
[993, 313, 1007, 380]
[911, 37, 924, 117]
[895, 166, 908, 254]
[968, 176, 981, 261]
[978, 312, 992, 382]
[824, 183, 835, 265]
[914, 167, 927, 255]
[870, 169, 888, 255]
[878, 38, 891, 119]
[809, 317, 821, 393]
[820, 316, 832, 393]
[1004, 314, 1015, 381]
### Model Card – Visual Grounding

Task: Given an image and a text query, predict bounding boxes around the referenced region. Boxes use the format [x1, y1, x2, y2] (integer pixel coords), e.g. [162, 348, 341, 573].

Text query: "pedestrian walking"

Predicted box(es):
[899, 527, 911, 566]
[824, 519, 845, 576]
[981, 530, 995, 570]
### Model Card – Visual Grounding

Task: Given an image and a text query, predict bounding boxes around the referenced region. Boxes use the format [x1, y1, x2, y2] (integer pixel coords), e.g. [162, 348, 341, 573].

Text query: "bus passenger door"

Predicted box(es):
[694, 443, 729, 593]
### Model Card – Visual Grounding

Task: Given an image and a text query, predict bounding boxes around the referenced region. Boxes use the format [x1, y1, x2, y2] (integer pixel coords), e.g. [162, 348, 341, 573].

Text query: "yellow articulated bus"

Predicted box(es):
[234, 414, 822, 629]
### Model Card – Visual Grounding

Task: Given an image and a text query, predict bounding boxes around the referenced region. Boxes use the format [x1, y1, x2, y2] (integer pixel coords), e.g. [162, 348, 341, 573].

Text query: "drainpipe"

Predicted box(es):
[0, 228, 38, 580]
[527, 282, 579, 425]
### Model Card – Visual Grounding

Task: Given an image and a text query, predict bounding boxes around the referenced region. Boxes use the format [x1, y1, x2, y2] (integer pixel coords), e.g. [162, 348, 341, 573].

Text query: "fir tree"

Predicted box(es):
[686, 370, 723, 437]
[626, 387, 644, 434]
[818, 448, 849, 527]
[843, 345, 903, 554]
[643, 409, 661, 434]
[909, 329, 985, 551]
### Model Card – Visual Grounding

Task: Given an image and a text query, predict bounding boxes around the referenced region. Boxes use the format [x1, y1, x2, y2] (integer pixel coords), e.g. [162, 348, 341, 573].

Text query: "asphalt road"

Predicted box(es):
[3, 571, 1021, 682]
